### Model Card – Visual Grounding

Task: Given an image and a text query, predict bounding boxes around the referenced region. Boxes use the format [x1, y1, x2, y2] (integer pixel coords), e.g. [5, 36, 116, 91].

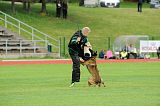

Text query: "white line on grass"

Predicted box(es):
[2, 59, 71, 61]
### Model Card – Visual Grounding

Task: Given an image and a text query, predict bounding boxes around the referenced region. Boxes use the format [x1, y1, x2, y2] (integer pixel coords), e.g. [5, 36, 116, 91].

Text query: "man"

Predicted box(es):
[138, 0, 143, 12]
[120, 50, 128, 59]
[68, 27, 91, 87]
[98, 50, 105, 59]
[79, 0, 84, 6]
[56, 0, 62, 18]
[62, 1, 68, 19]
[127, 44, 137, 59]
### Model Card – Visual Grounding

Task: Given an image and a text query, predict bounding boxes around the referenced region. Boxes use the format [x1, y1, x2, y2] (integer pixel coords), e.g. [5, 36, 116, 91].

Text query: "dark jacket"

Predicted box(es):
[62, 2, 68, 10]
[68, 30, 88, 56]
[99, 50, 104, 58]
[138, 0, 143, 4]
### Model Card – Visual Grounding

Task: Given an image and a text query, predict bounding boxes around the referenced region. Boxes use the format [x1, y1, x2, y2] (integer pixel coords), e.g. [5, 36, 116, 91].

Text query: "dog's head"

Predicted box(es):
[80, 49, 97, 66]
[82, 49, 97, 60]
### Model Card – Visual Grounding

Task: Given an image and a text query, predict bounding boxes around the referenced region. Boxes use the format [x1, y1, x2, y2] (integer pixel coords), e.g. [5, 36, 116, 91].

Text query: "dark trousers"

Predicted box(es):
[138, 3, 142, 12]
[127, 52, 137, 59]
[56, 8, 61, 18]
[70, 54, 80, 83]
[63, 9, 67, 19]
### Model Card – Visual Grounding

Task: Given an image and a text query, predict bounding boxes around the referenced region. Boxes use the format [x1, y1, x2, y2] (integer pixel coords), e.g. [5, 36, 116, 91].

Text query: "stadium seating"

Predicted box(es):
[0, 26, 55, 58]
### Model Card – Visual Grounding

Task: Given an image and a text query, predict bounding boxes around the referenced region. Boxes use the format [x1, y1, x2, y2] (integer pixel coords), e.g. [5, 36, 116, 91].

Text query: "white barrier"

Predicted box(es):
[140, 40, 160, 53]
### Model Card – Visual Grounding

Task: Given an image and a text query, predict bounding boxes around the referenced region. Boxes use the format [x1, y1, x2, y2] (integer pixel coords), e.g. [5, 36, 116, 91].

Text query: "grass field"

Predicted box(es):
[0, 2, 160, 53]
[0, 62, 160, 106]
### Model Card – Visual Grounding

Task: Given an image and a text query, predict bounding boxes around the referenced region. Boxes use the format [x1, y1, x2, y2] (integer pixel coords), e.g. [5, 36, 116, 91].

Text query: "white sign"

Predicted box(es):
[140, 40, 160, 52]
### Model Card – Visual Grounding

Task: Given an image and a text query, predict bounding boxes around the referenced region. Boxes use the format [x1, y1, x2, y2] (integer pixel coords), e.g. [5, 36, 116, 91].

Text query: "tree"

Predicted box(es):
[41, 0, 47, 14]
[27, 0, 31, 13]
[11, 0, 16, 14]
[23, 0, 32, 13]
[23, 0, 27, 10]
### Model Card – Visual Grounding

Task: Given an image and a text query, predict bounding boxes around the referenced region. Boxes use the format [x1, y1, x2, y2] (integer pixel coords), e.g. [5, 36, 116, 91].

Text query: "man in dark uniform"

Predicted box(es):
[68, 27, 91, 87]
[79, 0, 84, 6]
[138, 0, 143, 12]
[62, 1, 68, 19]
[56, 0, 62, 18]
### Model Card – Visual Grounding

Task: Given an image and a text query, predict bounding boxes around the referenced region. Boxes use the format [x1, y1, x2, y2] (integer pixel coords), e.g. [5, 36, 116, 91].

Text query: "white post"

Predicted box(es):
[59, 40, 60, 57]
[5, 40, 8, 55]
[18, 21, 21, 35]
[34, 41, 36, 53]
[5, 14, 7, 28]
[45, 36, 48, 46]
[20, 40, 22, 56]
[32, 29, 34, 41]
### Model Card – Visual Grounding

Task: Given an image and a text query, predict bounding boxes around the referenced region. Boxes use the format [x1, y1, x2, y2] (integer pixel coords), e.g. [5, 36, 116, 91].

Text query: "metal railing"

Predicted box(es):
[0, 40, 47, 55]
[0, 11, 60, 56]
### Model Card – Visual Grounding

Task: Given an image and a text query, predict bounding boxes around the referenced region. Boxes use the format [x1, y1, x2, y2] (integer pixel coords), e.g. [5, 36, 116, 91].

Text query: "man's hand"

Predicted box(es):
[76, 37, 81, 42]
[80, 60, 85, 66]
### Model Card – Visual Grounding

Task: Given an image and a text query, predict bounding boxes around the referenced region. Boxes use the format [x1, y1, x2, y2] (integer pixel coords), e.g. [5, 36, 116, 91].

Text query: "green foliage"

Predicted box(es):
[0, 62, 160, 106]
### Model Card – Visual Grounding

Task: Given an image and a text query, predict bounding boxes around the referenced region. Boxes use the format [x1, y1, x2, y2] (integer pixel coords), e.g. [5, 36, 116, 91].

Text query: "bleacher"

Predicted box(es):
[0, 10, 60, 58]
[0, 26, 52, 58]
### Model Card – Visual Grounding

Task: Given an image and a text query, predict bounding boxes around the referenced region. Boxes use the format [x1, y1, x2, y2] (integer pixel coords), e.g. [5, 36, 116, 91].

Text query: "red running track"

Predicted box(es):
[0, 59, 160, 65]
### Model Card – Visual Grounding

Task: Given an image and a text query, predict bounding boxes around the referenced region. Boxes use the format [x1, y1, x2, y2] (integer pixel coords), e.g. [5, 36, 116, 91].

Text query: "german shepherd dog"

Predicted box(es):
[81, 49, 106, 87]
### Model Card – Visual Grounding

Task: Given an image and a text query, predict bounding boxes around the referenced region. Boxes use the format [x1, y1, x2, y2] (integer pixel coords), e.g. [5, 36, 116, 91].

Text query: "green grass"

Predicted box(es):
[0, 2, 160, 54]
[0, 62, 160, 106]
[121, 2, 150, 8]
